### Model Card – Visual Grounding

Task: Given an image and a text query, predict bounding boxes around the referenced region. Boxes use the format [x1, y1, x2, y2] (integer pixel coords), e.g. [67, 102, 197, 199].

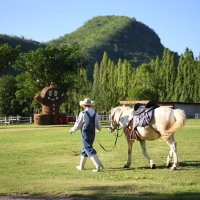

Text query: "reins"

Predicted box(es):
[97, 123, 123, 152]
[97, 108, 125, 151]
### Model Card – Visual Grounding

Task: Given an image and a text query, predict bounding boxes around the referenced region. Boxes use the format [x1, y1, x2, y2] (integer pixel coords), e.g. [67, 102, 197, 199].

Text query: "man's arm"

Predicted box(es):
[70, 112, 84, 133]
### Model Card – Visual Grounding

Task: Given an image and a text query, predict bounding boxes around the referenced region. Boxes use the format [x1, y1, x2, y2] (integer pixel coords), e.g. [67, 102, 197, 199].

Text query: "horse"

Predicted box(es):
[109, 105, 186, 170]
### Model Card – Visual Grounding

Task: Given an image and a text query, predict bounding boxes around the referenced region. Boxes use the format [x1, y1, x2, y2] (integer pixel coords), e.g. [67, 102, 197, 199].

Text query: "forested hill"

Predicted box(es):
[0, 34, 46, 52]
[1, 16, 178, 68]
[47, 16, 170, 67]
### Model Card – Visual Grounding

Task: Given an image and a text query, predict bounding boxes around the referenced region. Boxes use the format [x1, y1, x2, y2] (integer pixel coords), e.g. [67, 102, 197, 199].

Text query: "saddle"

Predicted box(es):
[132, 100, 160, 130]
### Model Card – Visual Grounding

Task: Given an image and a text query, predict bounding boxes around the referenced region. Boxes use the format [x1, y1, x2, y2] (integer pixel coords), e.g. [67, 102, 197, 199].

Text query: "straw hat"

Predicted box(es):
[79, 98, 95, 107]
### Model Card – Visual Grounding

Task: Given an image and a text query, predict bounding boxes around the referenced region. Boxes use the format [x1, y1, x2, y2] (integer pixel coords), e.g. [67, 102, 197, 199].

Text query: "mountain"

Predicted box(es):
[0, 34, 46, 52]
[0, 34, 46, 76]
[47, 16, 171, 67]
[1, 16, 178, 77]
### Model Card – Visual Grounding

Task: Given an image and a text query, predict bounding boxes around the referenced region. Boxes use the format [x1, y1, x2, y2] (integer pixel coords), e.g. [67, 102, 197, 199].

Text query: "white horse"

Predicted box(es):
[109, 105, 186, 170]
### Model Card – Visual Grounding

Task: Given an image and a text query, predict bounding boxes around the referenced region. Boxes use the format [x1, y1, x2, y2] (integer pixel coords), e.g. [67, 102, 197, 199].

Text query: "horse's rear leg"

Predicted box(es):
[124, 139, 133, 168]
[140, 140, 156, 169]
[166, 147, 173, 168]
[166, 135, 178, 170]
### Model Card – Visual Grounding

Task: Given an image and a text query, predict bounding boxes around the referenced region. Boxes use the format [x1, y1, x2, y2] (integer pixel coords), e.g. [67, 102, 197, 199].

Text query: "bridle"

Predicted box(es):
[110, 108, 141, 141]
[109, 109, 124, 133]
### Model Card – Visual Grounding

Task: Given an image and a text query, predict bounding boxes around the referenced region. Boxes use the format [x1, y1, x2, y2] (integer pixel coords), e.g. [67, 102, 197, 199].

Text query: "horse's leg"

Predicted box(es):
[124, 138, 134, 168]
[156, 123, 174, 168]
[139, 140, 156, 169]
[166, 146, 173, 168]
[166, 135, 178, 170]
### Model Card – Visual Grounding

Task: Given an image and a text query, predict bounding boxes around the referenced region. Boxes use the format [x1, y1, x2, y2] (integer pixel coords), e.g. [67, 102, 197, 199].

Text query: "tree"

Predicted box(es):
[14, 45, 85, 115]
[0, 44, 20, 74]
[64, 67, 92, 115]
[116, 58, 123, 100]
[98, 52, 110, 112]
[120, 59, 133, 100]
[0, 75, 21, 116]
[194, 57, 200, 102]
[175, 48, 196, 102]
[92, 52, 122, 112]
[132, 63, 157, 100]
[107, 59, 119, 108]
[150, 56, 162, 100]
[160, 49, 177, 101]
[91, 62, 101, 109]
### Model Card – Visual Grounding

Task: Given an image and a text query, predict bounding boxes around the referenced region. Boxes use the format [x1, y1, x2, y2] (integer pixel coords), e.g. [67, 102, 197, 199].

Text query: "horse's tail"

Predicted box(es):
[164, 109, 186, 140]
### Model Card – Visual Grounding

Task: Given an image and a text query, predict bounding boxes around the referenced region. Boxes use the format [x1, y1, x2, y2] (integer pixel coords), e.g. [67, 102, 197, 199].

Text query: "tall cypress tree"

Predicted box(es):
[98, 52, 110, 112]
[92, 62, 100, 109]
[107, 59, 118, 108]
[133, 63, 156, 100]
[66, 67, 91, 115]
[151, 56, 162, 100]
[175, 48, 196, 102]
[121, 59, 132, 100]
[116, 58, 123, 100]
[194, 57, 200, 102]
[160, 49, 177, 101]
[127, 69, 136, 99]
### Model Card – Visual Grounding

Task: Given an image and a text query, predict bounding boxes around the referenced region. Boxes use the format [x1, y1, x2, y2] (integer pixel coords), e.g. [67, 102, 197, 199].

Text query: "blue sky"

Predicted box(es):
[1, 0, 199, 57]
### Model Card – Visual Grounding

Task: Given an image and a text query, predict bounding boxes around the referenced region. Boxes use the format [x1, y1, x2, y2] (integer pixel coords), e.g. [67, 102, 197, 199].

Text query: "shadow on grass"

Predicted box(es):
[107, 164, 167, 171]
[76, 185, 200, 200]
[68, 157, 200, 173]
[107, 166, 134, 171]
[107, 160, 200, 171]
[179, 160, 200, 168]
[0, 195, 90, 200]
[0, 184, 200, 200]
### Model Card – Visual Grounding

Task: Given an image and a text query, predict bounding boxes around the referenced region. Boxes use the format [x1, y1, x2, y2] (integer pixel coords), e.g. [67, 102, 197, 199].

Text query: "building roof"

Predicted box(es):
[119, 100, 200, 106]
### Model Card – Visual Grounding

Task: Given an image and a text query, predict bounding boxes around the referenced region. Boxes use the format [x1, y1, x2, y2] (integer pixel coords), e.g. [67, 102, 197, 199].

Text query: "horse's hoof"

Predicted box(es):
[166, 163, 172, 168]
[151, 164, 156, 169]
[170, 166, 176, 171]
[124, 164, 130, 168]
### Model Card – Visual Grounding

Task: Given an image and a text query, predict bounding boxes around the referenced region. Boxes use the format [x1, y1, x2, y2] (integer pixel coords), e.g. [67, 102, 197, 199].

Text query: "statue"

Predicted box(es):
[34, 85, 64, 125]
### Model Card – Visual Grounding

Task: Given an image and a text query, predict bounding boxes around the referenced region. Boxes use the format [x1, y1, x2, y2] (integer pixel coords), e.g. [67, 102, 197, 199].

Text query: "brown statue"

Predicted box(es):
[34, 85, 64, 125]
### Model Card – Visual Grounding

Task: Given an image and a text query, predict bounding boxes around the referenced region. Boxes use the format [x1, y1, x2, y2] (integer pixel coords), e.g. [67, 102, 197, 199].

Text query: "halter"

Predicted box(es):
[110, 108, 142, 141]
[109, 109, 124, 132]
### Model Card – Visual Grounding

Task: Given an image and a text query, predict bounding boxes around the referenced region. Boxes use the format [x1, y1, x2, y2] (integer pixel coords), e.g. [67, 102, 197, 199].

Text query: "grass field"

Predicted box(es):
[0, 119, 200, 200]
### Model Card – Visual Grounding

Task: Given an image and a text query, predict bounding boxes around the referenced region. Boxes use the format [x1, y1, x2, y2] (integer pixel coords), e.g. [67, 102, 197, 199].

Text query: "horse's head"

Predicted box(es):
[108, 106, 133, 133]
[108, 107, 123, 133]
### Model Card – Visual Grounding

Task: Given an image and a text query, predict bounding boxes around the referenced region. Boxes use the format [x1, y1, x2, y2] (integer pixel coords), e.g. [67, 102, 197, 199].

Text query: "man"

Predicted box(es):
[70, 98, 103, 172]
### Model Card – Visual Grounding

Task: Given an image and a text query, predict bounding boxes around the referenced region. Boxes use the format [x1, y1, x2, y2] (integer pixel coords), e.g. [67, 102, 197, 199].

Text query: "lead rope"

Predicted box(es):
[97, 109, 124, 151]
[97, 126, 123, 152]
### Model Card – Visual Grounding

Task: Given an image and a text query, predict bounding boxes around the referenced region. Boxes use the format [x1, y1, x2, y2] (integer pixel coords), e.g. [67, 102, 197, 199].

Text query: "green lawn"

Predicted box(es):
[0, 120, 200, 200]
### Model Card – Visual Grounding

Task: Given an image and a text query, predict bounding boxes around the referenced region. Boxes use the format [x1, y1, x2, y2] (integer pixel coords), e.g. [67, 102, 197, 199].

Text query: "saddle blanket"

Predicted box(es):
[132, 108, 154, 130]
[132, 100, 159, 130]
